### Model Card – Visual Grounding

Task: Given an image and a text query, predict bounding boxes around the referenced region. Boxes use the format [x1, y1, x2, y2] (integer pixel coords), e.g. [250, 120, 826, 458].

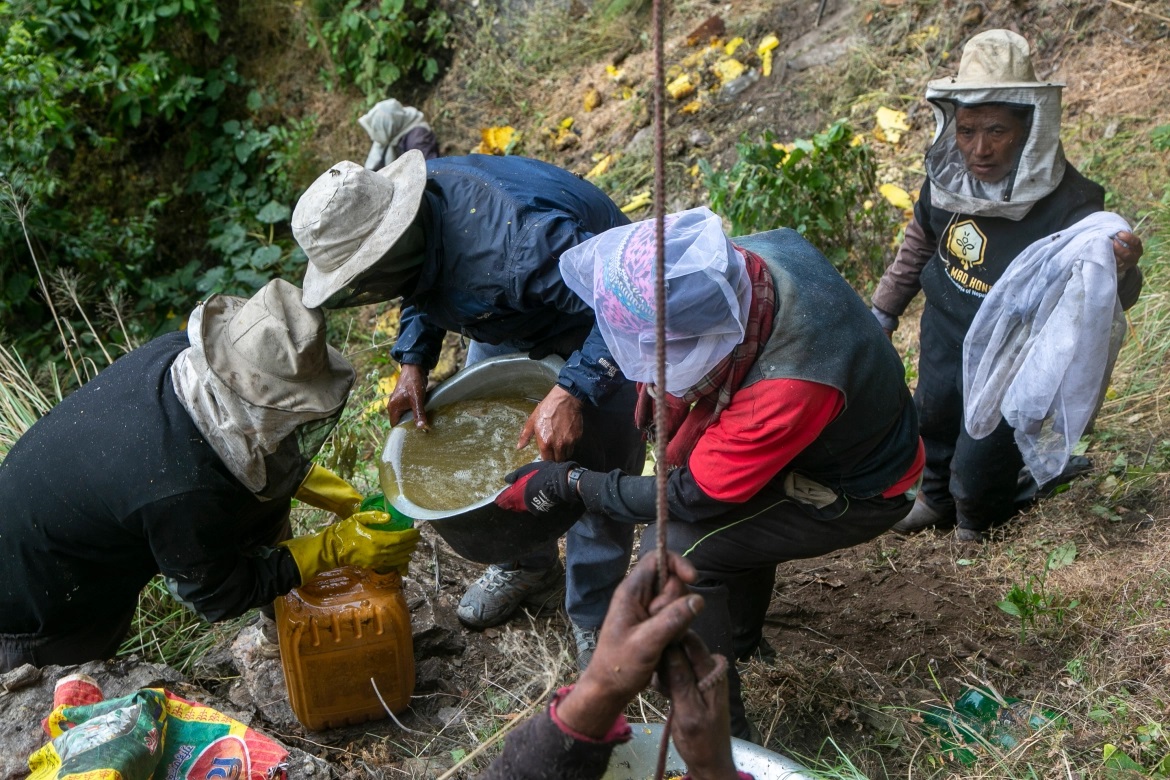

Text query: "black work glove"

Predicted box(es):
[495, 460, 584, 514]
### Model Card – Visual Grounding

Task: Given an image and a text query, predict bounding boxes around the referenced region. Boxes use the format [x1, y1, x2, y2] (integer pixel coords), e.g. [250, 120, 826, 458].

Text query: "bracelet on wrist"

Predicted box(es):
[566, 466, 586, 497]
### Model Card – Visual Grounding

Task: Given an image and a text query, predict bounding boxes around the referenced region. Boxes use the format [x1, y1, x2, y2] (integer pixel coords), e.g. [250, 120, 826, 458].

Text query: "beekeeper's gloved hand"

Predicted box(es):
[294, 464, 363, 519]
[495, 461, 584, 514]
[280, 511, 421, 583]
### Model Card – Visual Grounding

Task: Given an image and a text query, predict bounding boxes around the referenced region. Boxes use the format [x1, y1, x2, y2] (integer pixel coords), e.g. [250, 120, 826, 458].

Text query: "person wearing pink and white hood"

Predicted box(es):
[493, 207, 924, 740]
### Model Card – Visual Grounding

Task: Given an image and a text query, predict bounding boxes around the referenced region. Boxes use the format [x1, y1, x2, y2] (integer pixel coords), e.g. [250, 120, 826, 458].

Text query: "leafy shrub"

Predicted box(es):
[0, 0, 318, 370]
[184, 114, 316, 297]
[700, 121, 900, 283]
[306, 0, 449, 101]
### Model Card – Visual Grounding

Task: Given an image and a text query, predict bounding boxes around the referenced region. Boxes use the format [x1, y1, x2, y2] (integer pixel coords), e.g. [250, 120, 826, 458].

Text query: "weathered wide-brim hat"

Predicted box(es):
[201, 279, 355, 413]
[295, 151, 427, 309]
[927, 29, 1063, 92]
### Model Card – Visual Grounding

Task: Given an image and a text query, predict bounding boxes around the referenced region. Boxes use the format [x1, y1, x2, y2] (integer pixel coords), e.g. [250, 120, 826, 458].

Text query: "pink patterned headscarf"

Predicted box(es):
[560, 207, 751, 395]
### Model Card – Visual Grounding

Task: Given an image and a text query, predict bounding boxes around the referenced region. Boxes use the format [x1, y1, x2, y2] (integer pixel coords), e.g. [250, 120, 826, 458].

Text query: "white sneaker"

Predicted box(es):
[572, 624, 599, 671]
[456, 563, 564, 629]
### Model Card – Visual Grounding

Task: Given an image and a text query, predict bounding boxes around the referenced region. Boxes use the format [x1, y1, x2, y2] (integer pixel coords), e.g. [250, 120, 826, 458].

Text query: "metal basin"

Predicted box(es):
[603, 723, 816, 780]
[380, 354, 580, 564]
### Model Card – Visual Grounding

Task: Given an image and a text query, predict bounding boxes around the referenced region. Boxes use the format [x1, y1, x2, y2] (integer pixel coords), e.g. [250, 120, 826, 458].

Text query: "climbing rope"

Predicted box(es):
[649, 6, 671, 773]
[649, 2, 728, 778]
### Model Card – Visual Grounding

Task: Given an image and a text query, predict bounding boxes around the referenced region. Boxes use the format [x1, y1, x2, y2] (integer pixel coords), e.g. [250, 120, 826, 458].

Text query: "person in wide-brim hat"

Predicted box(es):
[0, 279, 421, 671]
[290, 151, 645, 672]
[295, 152, 428, 310]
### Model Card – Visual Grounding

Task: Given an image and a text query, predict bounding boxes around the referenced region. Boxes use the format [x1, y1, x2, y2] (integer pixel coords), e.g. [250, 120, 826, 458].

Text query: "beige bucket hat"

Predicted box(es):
[928, 29, 1063, 92]
[294, 150, 427, 309]
[201, 279, 354, 413]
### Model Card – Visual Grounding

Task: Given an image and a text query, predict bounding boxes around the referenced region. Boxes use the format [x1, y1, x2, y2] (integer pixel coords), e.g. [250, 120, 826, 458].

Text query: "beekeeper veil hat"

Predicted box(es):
[294, 154, 428, 309]
[924, 29, 1065, 220]
[171, 279, 356, 498]
[560, 206, 751, 395]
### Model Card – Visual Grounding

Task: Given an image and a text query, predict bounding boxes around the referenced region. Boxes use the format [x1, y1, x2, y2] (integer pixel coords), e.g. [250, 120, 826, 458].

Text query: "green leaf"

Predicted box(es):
[1103, 744, 1145, 771]
[997, 600, 1022, 617]
[1152, 124, 1170, 151]
[256, 201, 290, 223]
[1046, 542, 1077, 572]
[235, 141, 254, 164]
[250, 244, 283, 269]
[246, 90, 264, 111]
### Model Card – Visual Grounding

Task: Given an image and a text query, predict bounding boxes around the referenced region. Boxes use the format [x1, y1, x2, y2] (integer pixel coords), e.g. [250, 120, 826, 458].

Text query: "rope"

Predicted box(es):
[648, 5, 729, 778]
[651, 0, 668, 591]
[650, 1, 671, 776]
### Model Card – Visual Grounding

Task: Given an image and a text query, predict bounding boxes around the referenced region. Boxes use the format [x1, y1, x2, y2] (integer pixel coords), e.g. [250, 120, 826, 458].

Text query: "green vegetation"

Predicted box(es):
[305, 0, 449, 101]
[996, 542, 1080, 641]
[119, 577, 249, 675]
[700, 121, 900, 283]
[0, 0, 448, 376]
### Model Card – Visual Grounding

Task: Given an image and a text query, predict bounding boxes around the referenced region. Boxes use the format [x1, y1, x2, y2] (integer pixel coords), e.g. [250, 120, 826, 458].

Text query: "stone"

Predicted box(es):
[0, 664, 41, 693]
[688, 129, 713, 148]
[190, 642, 237, 683]
[787, 41, 851, 72]
[400, 755, 455, 777]
[287, 748, 334, 778]
[229, 618, 300, 730]
[625, 126, 654, 158]
[437, 705, 466, 728]
[406, 578, 466, 657]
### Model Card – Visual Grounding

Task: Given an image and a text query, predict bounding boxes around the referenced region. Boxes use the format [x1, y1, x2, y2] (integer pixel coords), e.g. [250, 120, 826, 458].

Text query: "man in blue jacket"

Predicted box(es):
[292, 153, 643, 666]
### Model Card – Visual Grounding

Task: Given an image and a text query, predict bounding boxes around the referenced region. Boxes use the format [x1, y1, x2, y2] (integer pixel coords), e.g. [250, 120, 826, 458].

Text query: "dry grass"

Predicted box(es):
[0, 342, 60, 459]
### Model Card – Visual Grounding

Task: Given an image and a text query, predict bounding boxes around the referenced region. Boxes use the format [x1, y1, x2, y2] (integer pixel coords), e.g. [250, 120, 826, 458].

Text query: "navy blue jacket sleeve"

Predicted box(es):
[392, 303, 447, 370]
[559, 326, 626, 405]
[512, 213, 627, 405]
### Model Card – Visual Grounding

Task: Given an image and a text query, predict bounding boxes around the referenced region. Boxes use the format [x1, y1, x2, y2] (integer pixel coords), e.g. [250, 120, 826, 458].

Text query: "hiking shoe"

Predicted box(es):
[456, 563, 564, 630]
[572, 623, 600, 671]
[891, 497, 956, 534]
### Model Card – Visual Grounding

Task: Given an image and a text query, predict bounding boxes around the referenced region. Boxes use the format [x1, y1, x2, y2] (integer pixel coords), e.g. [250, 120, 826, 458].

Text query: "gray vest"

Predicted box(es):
[734, 230, 918, 498]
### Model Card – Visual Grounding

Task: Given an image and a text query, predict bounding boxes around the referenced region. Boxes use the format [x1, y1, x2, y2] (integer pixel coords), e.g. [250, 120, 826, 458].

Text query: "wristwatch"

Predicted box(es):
[566, 466, 587, 498]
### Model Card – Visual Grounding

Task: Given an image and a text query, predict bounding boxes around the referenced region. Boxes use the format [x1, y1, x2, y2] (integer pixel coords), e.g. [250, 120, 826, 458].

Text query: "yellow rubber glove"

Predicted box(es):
[280, 511, 421, 583]
[295, 464, 363, 519]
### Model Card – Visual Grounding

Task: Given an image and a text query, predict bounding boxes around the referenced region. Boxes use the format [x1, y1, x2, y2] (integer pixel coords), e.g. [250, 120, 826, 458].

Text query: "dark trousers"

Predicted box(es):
[1, 610, 134, 673]
[639, 483, 910, 738]
[395, 127, 440, 161]
[916, 320, 1025, 532]
[1, 514, 292, 672]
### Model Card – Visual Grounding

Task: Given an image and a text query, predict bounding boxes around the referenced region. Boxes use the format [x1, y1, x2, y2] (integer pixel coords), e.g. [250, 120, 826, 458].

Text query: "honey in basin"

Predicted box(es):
[380, 397, 538, 512]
